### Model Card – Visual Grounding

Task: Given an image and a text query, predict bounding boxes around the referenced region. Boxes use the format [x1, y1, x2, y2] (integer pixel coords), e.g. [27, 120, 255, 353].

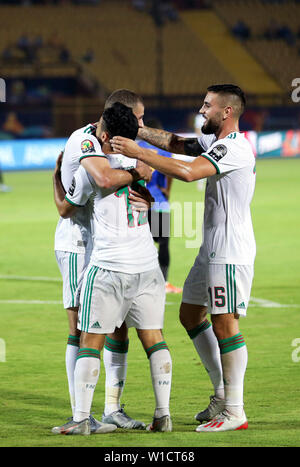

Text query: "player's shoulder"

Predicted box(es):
[68, 124, 98, 144]
[66, 124, 102, 157]
[197, 133, 216, 152]
[211, 132, 253, 157]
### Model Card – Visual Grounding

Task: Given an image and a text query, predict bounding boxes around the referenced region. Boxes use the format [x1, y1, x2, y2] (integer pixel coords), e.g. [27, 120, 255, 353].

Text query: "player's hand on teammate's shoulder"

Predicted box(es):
[111, 136, 139, 158]
[136, 160, 152, 183]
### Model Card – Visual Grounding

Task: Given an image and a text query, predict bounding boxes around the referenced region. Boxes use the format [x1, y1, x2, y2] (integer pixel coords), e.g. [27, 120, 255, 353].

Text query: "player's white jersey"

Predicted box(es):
[66, 154, 159, 274]
[198, 133, 216, 152]
[200, 131, 256, 265]
[54, 123, 103, 254]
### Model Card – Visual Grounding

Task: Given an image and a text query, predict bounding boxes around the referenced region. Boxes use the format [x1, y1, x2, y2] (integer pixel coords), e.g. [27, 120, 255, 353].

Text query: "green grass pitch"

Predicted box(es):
[0, 158, 300, 447]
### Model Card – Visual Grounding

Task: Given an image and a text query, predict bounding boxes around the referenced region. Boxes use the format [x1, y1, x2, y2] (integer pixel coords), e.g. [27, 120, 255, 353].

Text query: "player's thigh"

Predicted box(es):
[79, 266, 131, 335]
[66, 307, 80, 336]
[126, 267, 166, 330]
[55, 250, 89, 309]
[107, 321, 128, 342]
[207, 264, 254, 317]
[181, 252, 209, 308]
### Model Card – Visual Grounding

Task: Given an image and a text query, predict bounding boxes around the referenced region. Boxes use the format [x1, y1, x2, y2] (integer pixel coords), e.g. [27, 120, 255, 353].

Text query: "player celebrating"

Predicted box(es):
[53, 90, 150, 432]
[52, 102, 172, 435]
[110, 84, 256, 432]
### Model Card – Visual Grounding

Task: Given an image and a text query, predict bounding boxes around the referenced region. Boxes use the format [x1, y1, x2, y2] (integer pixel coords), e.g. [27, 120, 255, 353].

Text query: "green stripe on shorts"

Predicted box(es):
[81, 265, 98, 332]
[69, 253, 78, 307]
[226, 264, 236, 314]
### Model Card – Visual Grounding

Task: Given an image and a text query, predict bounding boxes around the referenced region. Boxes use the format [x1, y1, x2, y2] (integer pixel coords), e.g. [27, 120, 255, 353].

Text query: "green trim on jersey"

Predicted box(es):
[83, 124, 96, 134]
[200, 153, 220, 174]
[69, 253, 78, 307]
[226, 132, 237, 139]
[65, 195, 85, 207]
[79, 154, 107, 162]
[226, 264, 237, 314]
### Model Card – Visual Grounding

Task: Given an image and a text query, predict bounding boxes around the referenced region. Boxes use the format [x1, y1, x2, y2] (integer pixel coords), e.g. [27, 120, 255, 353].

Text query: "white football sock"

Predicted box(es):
[219, 333, 248, 418]
[189, 320, 224, 400]
[148, 346, 172, 419]
[103, 342, 128, 416]
[73, 348, 100, 422]
[65, 335, 80, 416]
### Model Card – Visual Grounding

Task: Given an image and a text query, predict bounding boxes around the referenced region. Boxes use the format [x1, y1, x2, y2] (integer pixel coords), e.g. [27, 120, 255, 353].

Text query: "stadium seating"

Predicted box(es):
[0, 1, 240, 96]
[1, 0, 297, 98]
[212, 0, 300, 91]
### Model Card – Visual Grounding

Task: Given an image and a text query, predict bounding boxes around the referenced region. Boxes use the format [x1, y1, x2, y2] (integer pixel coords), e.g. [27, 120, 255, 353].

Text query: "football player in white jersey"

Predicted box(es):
[111, 84, 256, 432]
[52, 102, 172, 435]
[53, 90, 151, 433]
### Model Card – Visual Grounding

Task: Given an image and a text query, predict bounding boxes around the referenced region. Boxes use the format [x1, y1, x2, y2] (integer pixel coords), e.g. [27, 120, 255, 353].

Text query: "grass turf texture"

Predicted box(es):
[0, 158, 300, 447]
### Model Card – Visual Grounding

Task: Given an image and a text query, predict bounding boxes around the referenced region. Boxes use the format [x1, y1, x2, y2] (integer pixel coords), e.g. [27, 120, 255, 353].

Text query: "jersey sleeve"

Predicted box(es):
[65, 165, 94, 207]
[200, 137, 248, 174]
[76, 133, 106, 162]
[197, 134, 216, 152]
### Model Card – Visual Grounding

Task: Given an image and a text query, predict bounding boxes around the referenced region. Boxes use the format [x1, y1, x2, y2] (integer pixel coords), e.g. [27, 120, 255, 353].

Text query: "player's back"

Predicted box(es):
[67, 153, 159, 274]
[54, 123, 99, 254]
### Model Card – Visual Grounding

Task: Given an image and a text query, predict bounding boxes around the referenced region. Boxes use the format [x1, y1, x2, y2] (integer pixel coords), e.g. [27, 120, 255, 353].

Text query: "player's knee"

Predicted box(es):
[211, 314, 239, 341]
[179, 302, 207, 330]
[136, 329, 163, 349]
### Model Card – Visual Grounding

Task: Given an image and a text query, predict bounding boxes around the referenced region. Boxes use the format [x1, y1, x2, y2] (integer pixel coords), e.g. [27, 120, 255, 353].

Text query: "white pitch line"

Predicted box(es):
[1, 297, 299, 308]
[0, 300, 62, 305]
[0, 275, 299, 309]
[249, 296, 300, 308]
[0, 275, 62, 282]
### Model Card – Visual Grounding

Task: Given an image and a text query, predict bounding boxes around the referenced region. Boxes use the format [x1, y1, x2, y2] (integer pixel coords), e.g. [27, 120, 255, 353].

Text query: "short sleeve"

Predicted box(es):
[65, 165, 94, 207]
[200, 137, 247, 175]
[76, 134, 106, 162]
[197, 134, 216, 152]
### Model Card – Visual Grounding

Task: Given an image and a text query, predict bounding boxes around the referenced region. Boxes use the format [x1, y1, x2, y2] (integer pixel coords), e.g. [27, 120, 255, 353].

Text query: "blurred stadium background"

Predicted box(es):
[0, 0, 300, 173]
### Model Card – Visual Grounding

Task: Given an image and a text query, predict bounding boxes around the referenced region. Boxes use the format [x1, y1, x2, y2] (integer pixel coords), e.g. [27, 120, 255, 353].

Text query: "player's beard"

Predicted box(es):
[201, 115, 221, 135]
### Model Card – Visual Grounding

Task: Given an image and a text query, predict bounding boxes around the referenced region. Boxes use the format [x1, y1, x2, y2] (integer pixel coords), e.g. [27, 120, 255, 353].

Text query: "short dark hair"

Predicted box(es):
[102, 102, 139, 140]
[104, 89, 143, 110]
[207, 84, 246, 116]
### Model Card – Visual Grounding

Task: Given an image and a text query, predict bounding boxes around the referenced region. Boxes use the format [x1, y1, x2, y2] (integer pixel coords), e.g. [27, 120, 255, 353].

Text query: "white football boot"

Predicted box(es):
[196, 409, 248, 432]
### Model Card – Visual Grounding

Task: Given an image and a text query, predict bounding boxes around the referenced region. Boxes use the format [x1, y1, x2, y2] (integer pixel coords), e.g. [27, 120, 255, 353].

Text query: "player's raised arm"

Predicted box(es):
[138, 126, 204, 157]
[111, 137, 216, 182]
[81, 155, 151, 191]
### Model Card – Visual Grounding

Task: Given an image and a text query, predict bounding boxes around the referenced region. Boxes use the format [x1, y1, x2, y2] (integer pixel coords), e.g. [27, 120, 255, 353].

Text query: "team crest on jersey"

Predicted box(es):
[68, 176, 76, 196]
[81, 139, 95, 154]
[208, 144, 227, 162]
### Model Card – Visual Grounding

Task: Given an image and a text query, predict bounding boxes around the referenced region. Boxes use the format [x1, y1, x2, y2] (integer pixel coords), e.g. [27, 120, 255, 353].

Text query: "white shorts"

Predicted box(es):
[55, 250, 91, 309]
[78, 265, 166, 334]
[182, 254, 254, 317]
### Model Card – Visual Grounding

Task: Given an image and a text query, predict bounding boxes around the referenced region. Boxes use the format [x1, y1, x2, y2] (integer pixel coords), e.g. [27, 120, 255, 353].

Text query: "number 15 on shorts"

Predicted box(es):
[208, 286, 226, 309]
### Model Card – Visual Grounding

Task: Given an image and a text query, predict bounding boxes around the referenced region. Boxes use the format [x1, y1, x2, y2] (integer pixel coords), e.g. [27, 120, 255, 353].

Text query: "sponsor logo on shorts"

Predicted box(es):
[91, 321, 102, 329]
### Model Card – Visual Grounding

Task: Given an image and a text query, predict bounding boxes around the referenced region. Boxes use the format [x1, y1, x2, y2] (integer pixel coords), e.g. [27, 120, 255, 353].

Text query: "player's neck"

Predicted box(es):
[101, 141, 113, 155]
[216, 120, 240, 140]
